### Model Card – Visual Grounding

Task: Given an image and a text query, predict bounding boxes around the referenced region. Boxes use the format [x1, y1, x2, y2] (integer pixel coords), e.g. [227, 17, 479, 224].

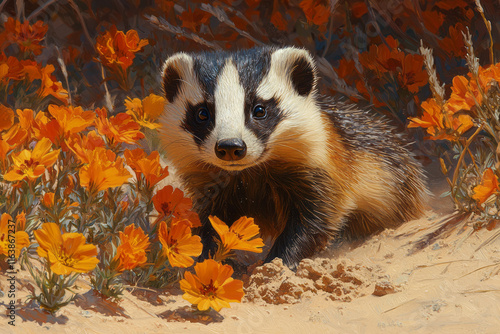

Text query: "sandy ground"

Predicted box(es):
[1, 207, 500, 334]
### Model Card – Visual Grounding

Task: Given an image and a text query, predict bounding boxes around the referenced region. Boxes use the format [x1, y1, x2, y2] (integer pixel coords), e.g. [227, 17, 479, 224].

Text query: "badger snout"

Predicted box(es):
[215, 138, 247, 161]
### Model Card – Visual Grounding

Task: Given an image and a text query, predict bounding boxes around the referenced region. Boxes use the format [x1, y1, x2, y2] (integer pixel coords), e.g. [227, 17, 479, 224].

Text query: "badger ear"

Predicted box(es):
[162, 53, 193, 103]
[273, 47, 317, 97]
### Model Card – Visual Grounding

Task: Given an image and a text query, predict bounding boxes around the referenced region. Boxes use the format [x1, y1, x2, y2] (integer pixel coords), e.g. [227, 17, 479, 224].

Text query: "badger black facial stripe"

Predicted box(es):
[245, 97, 284, 144]
[192, 53, 228, 97]
[181, 102, 215, 147]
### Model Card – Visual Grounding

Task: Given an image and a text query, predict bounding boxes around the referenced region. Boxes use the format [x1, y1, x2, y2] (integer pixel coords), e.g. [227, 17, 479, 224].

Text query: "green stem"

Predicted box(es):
[451, 124, 484, 201]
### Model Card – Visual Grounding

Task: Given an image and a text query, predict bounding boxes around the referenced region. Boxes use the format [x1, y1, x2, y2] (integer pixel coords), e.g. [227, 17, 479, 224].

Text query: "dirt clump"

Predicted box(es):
[244, 257, 379, 304]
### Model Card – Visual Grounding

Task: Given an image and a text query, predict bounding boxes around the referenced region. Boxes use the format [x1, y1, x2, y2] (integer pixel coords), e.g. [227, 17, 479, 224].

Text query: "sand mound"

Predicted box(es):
[244, 257, 396, 304]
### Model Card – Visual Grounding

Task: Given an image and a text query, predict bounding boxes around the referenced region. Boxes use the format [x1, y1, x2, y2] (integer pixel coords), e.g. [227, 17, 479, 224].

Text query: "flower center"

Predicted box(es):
[17, 158, 38, 174]
[58, 246, 76, 267]
[160, 202, 171, 216]
[200, 279, 217, 298]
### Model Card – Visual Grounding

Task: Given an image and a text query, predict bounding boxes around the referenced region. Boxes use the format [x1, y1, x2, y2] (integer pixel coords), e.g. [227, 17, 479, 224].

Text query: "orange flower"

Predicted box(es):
[66, 131, 105, 163]
[79, 147, 131, 192]
[472, 169, 499, 205]
[299, 0, 330, 27]
[0, 104, 14, 131]
[153, 185, 192, 218]
[446, 76, 481, 114]
[47, 105, 95, 136]
[336, 59, 359, 84]
[408, 98, 473, 141]
[408, 99, 444, 133]
[1, 18, 48, 55]
[3, 137, 60, 181]
[399, 54, 427, 94]
[14, 108, 38, 142]
[422, 10, 445, 34]
[112, 224, 150, 271]
[158, 220, 202, 268]
[95, 107, 144, 145]
[0, 139, 11, 164]
[38, 64, 69, 102]
[270, 11, 287, 31]
[34, 223, 99, 275]
[124, 148, 169, 187]
[0, 56, 24, 84]
[439, 23, 466, 58]
[124, 94, 165, 129]
[16, 61, 68, 103]
[478, 63, 500, 94]
[209, 216, 264, 253]
[175, 211, 202, 228]
[359, 39, 426, 93]
[0, 213, 30, 259]
[179, 259, 244, 312]
[179, 8, 212, 32]
[2, 123, 27, 148]
[96, 26, 149, 71]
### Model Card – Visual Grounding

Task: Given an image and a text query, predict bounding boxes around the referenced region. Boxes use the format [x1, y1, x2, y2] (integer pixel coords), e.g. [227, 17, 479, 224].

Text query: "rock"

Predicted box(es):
[373, 280, 397, 296]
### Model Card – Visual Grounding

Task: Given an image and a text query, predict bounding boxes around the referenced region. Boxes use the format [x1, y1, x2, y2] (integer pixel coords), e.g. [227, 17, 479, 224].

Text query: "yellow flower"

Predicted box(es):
[158, 220, 202, 268]
[179, 259, 244, 312]
[0, 213, 30, 259]
[124, 94, 165, 129]
[79, 147, 131, 192]
[112, 224, 150, 272]
[209, 216, 264, 253]
[3, 137, 60, 181]
[34, 223, 99, 275]
[473, 168, 499, 205]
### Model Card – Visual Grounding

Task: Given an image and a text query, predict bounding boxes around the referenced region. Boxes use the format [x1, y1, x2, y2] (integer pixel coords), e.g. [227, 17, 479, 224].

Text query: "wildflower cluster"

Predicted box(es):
[408, 19, 499, 226]
[0, 17, 261, 313]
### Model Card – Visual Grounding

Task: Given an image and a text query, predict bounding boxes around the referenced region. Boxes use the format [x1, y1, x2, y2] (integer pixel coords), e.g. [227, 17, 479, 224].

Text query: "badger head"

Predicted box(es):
[160, 46, 328, 173]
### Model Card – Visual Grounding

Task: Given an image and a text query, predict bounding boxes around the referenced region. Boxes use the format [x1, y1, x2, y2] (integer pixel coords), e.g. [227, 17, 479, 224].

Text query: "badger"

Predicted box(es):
[160, 46, 427, 268]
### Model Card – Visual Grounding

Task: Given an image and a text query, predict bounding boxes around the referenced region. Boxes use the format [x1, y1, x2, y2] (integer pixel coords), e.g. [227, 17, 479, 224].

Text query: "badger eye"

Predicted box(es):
[253, 105, 267, 119]
[196, 107, 210, 123]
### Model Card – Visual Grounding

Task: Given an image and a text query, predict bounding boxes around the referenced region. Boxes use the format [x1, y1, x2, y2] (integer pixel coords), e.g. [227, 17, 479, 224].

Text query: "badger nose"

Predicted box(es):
[215, 138, 247, 161]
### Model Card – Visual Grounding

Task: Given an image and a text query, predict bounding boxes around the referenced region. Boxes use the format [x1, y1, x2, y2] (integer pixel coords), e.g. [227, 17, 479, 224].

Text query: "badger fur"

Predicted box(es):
[160, 46, 427, 268]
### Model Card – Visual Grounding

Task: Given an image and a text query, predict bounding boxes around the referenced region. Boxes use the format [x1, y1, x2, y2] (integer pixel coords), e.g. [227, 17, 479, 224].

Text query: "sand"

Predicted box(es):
[2, 210, 500, 334]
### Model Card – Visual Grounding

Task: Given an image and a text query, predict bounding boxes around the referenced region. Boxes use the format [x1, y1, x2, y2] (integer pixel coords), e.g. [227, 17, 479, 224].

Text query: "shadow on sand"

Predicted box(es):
[15, 300, 69, 325]
[157, 305, 224, 324]
[74, 290, 129, 318]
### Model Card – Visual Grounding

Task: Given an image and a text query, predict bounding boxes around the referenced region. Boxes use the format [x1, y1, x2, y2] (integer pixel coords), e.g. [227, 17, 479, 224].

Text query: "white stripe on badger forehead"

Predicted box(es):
[213, 59, 246, 139]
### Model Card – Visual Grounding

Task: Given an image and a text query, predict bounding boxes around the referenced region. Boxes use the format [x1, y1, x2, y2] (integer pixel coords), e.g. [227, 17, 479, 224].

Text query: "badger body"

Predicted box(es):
[160, 46, 427, 267]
